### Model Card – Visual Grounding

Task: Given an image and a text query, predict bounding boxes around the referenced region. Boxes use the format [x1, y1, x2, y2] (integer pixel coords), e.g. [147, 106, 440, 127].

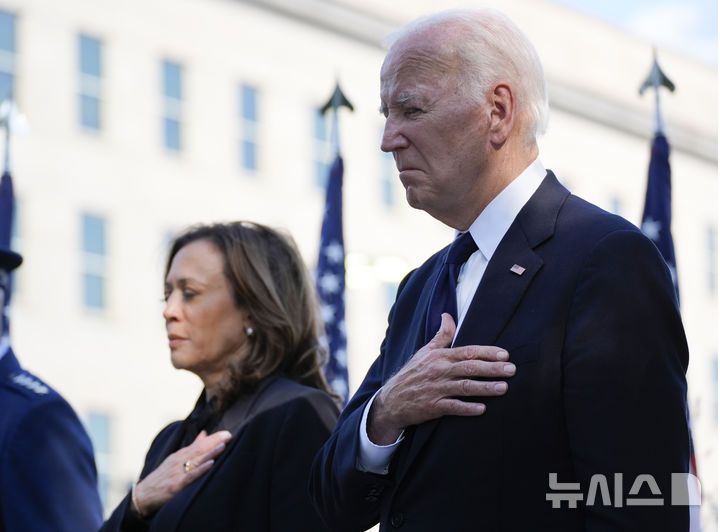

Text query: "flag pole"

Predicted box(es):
[2, 114, 8, 175]
[1, 94, 11, 175]
[321, 82, 354, 154]
[639, 51, 702, 531]
[0, 91, 15, 342]
[638, 48, 675, 135]
[317, 81, 353, 404]
[638, 50, 678, 296]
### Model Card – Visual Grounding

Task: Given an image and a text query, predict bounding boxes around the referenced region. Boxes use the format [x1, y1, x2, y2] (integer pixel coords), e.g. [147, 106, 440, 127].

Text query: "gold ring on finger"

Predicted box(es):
[183, 460, 192, 473]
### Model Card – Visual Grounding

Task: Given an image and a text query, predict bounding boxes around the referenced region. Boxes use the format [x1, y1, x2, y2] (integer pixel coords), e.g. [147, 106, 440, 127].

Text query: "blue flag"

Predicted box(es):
[0, 170, 15, 337]
[316, 155, 349, 404]
[640, 133, 678, 298]
[641, 132, 702, 529]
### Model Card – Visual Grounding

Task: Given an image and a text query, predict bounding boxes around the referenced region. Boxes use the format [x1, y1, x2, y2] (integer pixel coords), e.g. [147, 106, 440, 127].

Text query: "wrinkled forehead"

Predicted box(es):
[380, 37, 459, 97]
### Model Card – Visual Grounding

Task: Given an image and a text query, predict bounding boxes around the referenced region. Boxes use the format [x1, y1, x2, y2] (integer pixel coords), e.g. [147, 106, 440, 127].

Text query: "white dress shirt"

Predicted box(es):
[0, 336, 9, 362]
[357, 157, 547, 474]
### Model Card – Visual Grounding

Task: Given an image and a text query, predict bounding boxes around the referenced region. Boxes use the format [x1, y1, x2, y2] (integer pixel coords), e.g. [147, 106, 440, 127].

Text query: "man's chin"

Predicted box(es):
[405, 189, 424, 210]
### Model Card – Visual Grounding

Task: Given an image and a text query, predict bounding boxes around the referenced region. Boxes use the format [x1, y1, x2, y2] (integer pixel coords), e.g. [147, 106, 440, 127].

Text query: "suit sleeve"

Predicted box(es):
[100, 423, 179, 532]
[266, 392, 338, 532]
[564, 229, 689, 530]
[2, 395, 103, 532]
[310, 273, 415, 532]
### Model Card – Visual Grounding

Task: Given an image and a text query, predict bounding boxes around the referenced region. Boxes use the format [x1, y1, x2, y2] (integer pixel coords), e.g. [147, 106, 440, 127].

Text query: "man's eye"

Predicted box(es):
[182, 290, 196, 300]
[405, 107, 422, 117]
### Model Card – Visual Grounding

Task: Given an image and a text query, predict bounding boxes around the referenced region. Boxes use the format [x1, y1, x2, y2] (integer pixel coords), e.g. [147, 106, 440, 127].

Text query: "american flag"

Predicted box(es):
[640, 133, 678, 298]
[316, 154, 349, 403]
[0, 169, 15, 337]
[640, 131, 701, 529]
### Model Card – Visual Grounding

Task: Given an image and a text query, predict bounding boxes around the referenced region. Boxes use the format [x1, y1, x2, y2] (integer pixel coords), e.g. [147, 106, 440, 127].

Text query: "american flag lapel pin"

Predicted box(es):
[510, 264, 526, 276]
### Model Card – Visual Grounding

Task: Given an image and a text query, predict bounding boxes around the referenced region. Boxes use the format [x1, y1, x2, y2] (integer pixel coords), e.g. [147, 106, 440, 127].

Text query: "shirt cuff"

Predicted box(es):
[356, 391, 404, 475]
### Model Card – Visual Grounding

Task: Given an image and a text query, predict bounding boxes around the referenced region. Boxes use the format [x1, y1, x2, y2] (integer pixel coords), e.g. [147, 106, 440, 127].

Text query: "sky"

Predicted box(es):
[550, 0, 718, 65]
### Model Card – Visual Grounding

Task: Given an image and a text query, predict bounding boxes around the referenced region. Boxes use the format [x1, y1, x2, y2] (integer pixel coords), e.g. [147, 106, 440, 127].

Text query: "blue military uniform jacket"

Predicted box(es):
[0, 347, 103, 531]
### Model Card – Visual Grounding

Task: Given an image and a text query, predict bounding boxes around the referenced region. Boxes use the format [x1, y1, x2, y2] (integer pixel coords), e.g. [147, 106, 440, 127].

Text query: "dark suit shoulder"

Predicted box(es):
[258, 378, 340, 431]
[539, 191, 650, 259]
[0, 374, 83, 459]
[2, 365, 59, 402]
[147, 419, 184, 451]
[0, 361, 72, 436]
[523, 170, 642, 248]
[396, 251, 445, 298]
[564, 193, 639, 232]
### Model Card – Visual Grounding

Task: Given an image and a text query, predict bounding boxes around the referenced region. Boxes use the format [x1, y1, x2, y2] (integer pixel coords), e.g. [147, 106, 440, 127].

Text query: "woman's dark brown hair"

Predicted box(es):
[165, 221, 337, 408]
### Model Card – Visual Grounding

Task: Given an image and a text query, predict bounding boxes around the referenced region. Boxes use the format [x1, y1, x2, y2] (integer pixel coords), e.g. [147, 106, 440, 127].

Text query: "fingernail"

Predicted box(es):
[503, 363, 516, 375]
[496, 350, 509, 360]
[494, 382, 508, 392]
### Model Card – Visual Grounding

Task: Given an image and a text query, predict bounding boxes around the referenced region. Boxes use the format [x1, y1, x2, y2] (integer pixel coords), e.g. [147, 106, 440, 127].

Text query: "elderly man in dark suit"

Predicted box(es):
[310, 8, 689, 531]
[0, 247, 103, 531]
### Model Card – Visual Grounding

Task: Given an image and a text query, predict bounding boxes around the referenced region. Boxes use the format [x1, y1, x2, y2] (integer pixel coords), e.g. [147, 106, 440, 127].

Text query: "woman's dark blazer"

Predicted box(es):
[101, 377, 339, 531]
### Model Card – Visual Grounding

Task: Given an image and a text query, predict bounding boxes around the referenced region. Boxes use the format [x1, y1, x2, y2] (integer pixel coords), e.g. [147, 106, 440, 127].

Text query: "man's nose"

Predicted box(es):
[381, 117, 408, 153]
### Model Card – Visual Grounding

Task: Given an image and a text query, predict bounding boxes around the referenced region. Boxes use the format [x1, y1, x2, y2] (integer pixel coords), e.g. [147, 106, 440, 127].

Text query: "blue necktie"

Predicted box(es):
[425, 232, 478, 343]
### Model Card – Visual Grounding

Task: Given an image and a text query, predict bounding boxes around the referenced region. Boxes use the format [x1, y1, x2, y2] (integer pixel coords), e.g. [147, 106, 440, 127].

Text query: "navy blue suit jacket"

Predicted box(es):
[0, 348, 103, 531]
[311, 172, 689, 531]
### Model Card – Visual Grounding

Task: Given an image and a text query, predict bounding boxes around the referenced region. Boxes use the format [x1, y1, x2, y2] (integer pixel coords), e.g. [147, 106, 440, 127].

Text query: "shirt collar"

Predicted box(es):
[465, 157, 546, 261]
[0, 336, 9, 362]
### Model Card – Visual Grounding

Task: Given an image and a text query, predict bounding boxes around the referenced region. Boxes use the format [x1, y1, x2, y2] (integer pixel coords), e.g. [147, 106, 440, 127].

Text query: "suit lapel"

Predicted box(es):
[454, 224, 543, 346]
[407, 258, 444, 363]
[386, 253, 447, 374]
[153, 377, 300, 530]
[398, 172, 569, 478]
[457, 171, 568, 346]
[141, 422, 184, 479]
[155, 427, 239, 531]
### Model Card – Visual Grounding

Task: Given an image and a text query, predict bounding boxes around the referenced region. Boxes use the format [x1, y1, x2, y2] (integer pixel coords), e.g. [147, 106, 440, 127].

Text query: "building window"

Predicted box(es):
[0, 10, 17, 102]
[239, 84, 259, 172]
[708, 225, 717, 295]
[78, 34, 102, 130]
[381, 151, 396, 207]
[162, 60, 183, 152]
[313, 109, 333, 188]
[81, 213, 106, 310]
[86, 411, 111, 508]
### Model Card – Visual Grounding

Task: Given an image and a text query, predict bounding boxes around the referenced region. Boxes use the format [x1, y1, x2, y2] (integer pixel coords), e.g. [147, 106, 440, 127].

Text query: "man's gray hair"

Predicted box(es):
[384, 8, 549, 142]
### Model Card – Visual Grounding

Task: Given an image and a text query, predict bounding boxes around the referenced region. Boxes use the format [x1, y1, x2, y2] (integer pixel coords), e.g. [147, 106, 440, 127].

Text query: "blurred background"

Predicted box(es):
[0, 0, 716, 528]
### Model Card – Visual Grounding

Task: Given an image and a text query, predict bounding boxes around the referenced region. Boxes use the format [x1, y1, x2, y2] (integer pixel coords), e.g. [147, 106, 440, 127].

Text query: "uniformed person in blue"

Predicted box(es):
[0, 246, 103, 530]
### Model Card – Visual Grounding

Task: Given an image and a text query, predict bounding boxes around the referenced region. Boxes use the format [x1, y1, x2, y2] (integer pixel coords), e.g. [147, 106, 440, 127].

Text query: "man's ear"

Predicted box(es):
[489, 84, 514, 148]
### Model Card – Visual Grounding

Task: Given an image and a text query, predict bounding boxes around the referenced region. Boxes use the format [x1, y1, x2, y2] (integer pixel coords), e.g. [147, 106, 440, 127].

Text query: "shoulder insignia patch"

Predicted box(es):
[11, 373, 49, 395]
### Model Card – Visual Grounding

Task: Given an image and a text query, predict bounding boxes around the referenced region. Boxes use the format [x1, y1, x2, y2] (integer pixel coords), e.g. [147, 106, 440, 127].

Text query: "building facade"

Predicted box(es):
[0, 0, 716, 527]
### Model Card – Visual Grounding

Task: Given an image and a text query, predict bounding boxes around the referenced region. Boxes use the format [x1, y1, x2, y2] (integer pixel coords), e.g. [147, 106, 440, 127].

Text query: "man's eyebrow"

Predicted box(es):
[379, 95, 413, 112]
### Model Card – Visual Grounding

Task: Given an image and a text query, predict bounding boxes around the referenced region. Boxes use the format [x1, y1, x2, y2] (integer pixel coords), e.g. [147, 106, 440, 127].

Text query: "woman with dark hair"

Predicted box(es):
[102, 221, 339, 531]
